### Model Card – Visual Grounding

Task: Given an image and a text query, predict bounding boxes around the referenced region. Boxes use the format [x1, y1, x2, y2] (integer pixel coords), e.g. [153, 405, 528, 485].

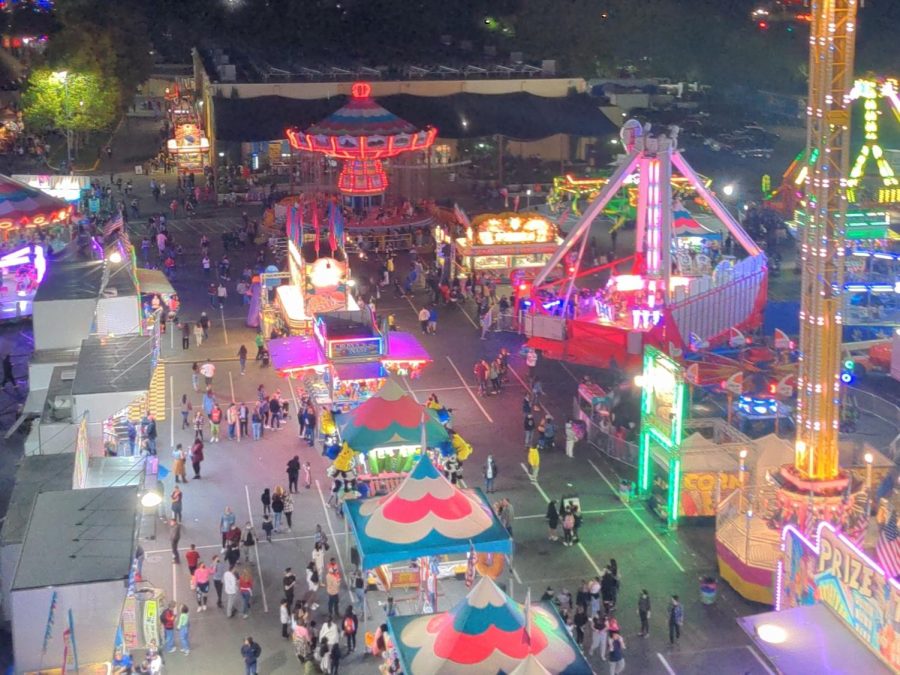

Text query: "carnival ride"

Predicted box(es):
[715, 0, 876, 607]
[286, 82, 437, 209]
[524, 122, 767, 368]
[767, 76, 900, 224]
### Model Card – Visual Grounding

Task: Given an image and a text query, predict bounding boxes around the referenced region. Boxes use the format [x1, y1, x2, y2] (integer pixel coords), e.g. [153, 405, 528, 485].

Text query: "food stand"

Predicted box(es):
[166, 123, 210, 175]
[436, 212, 562, 283]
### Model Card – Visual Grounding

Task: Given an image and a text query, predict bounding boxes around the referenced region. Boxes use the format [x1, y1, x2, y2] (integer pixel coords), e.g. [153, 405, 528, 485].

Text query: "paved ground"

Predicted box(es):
[116, 168, 778, 675]
[0, 111, 868, 674]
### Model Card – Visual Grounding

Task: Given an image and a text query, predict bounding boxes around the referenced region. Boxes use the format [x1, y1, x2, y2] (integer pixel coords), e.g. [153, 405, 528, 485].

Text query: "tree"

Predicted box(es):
[22, 69, 118, 137]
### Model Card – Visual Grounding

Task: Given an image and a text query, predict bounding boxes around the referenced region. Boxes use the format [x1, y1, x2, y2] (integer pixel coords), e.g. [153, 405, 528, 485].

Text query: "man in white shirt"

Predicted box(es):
[319, 615, 339, 648]
[418, 307, 429, 334]
[223, 567, 238, 618]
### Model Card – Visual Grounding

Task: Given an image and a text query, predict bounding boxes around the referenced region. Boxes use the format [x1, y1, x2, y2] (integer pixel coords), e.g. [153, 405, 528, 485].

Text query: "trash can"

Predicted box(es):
[700, 576, 717, 605]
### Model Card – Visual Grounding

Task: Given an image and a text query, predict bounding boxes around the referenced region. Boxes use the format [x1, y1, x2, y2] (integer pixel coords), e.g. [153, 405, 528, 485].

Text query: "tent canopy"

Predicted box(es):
[338, 379, 448, 453]
[0, 173, 70, 229]
[388, 577, 593, 675]
[344, 454, 512, 569]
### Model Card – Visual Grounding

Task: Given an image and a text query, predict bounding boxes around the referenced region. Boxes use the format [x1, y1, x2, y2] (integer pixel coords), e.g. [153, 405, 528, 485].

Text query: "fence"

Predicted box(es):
[572, 397, 639, 467]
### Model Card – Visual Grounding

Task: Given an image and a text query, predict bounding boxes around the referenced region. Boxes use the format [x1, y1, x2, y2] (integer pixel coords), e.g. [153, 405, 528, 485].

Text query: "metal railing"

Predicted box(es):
[572, 397, 639, 467]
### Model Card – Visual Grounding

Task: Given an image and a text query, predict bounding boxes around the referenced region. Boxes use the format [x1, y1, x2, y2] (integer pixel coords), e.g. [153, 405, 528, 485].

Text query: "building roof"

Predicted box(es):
[0, 454, 75, 546]
[12, 486, 137, 590]
[214, 92, 616, 142]
[71, 335, 154, 396]
[34, 260, 104, 302]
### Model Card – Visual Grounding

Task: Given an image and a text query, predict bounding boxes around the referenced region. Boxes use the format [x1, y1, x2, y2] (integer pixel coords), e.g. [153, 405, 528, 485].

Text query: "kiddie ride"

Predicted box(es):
[524, 121, 768, 369]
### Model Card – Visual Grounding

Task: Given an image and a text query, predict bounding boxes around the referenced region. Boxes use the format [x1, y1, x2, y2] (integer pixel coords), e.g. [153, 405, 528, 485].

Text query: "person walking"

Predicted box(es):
[238, 402, 249, 438]
[170, 519, 182, 563]
[524, 413, 535, 447]
[209, 403, 222, 442]
[220, 507, 236, 548]
[326, 565, 341, 617]
[261, 514, 274, 542]
[242, 522, 256, 562]
[212, 554, 226, 608]
[565, 419, 577, 458]
[638, 589, 651, 637]
[527, 444, 540, 482]
[418, 306, 429, 334]
[241, 637, 262, 675]
[160, 602, 177, 653]
[304, 461, 312, 489]
[343, 606, 359, 653]
[427, 304, 438, 334]
[283, 567, 297, 609]
[191, 410, 204, 442]
[483, 454, 498, 493]
[546, 500, 560, 541]
[668, 595, 683, 645]
[193, 322, 204, 347]
[607, 630, 626, 674]
[180, 321, 191, 350]
[177, 604, 191, 654]
[272, 490, 285, 531]
[190, 439, 204, 479]
[352, 567, 365, 608]
[283, 491, 294, 530]
[260, 488, 271, 516]
[237, 344, 248, 375]
[223, 567, 238, 617]
[562, 506, 575, 547]
[286, 455, 301, 493]
[173, 444, 188, 483]
[191, 362, 200, 392]
[239, 568, 254, 618]
[180, 395, 192, 429]
[306, 561, 320, 610]
[200, 360, 215, 387]
[170, 485, 183, 523]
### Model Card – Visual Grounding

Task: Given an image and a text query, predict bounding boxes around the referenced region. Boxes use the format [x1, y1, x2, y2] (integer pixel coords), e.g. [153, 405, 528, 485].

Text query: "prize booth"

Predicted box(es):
[436, 212, 562, 284]
[260, 239, 355, 337]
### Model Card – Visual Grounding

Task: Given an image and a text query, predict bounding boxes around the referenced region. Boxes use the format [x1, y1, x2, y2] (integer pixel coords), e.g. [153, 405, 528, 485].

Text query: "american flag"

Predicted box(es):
[103, 211, 124, 238]
[876, 511, 900, 579]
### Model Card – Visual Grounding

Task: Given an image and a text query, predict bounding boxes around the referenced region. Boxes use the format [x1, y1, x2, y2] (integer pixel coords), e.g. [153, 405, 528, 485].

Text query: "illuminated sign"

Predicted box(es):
[682, 471, 742, 517]
[778, 522, 900, 671]
[638, 346, 688, 528]
[471, 213, 557, 246]
[328, 336, 383, 360]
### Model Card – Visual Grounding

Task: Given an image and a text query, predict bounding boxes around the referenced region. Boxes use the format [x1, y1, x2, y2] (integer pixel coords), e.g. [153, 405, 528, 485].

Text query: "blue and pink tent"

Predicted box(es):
[388, 576, 593, 674]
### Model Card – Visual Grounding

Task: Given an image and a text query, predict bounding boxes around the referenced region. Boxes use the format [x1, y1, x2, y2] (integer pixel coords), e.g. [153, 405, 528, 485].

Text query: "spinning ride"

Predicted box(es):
[525, 122, 767, 368]
[286, 82, 437, 209]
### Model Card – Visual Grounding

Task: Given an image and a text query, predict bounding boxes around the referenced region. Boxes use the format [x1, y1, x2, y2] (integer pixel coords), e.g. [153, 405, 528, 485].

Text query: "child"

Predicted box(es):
[304, 462, 312, 489]
[262, 514, 274, 543]
[185, 544, 200, 575]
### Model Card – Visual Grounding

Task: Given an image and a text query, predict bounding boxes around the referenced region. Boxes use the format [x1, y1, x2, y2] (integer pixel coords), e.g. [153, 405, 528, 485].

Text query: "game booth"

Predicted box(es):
[434, 211, 562, 285]
[388, 576, 593, 675]
[269, 310, 431, 416]
[343, 454, 513, 621]
[734, 521, 900, 674]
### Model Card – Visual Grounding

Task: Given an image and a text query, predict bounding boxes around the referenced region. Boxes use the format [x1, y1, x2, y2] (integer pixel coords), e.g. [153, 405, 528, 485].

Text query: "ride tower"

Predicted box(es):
[779, 0, 862, 523]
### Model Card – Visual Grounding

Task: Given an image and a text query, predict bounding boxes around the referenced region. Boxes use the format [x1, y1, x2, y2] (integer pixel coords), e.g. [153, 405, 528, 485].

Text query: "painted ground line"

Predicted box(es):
[513, 508, 628, 520]
[519, 463, 603, 577]
[219, 304, 229, 344]
[171, 560, 178, 604]
[228, 371, 236, 403]
[586, 458, 686, 573]
[559, 361, 580, 384]
[401, 376, 420, 403]
[656, 652, 678, 675]
[244, 484, 269, 613]
[168, 374, 175, 448]
[409, 386, 468, 393]
[145, 532, 347, 556]
[446, 355, 494, 423]
[315, 479, 355, 603]
[456, 301, 480, 330]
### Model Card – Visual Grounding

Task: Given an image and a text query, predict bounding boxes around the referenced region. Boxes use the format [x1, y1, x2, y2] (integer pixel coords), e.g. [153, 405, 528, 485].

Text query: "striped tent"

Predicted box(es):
[0, 174, 71, 231]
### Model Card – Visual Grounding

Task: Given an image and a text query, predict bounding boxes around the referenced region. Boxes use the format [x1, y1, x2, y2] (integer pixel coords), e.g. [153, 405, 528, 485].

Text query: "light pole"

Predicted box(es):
[51, 70, 72, 167]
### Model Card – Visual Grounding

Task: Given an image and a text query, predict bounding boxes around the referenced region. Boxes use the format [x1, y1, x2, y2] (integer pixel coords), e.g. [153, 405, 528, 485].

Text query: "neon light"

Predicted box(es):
[0, 244, 46, 284]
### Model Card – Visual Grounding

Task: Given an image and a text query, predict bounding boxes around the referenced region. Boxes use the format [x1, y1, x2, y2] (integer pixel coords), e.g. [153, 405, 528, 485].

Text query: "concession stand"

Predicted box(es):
[436, 211, 562, 283]
[166, 123, 210, 175]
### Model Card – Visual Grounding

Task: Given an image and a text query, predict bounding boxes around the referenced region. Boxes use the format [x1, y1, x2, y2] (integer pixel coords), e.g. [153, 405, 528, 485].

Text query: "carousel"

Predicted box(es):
[286, 82, 437, 210]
